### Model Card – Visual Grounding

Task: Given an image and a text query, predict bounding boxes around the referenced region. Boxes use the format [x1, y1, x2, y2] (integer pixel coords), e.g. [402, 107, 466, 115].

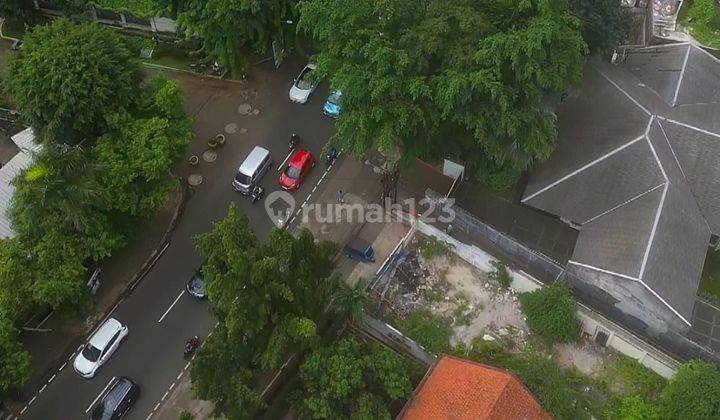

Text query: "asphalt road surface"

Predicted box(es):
[21, 58, 337, 420]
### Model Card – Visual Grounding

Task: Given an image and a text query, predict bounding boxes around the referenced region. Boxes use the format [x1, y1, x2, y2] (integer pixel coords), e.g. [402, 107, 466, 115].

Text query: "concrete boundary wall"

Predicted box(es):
[410, 215, 679, 379]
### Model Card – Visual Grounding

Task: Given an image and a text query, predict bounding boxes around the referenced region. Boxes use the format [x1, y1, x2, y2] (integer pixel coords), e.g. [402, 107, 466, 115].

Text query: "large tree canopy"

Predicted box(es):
[661, 360, 720, 419]
[190, 203, 339, 418]
[300, 0, 587, 181]
[5, 19, 141, 144]
[569, 0, 632, 53]
[177, 0, 297, 76]
[296, 338, 414, 419]
[0, 311, 30, 394]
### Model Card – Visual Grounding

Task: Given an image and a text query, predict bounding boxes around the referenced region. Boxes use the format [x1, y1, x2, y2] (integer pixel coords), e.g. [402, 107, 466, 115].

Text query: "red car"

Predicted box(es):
[279, 149, 315, 190]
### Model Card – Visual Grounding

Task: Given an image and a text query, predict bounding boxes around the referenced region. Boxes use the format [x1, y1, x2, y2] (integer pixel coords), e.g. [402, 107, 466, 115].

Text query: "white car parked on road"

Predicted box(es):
[74, 317, 128, 378]
[289, 63, 318, 104]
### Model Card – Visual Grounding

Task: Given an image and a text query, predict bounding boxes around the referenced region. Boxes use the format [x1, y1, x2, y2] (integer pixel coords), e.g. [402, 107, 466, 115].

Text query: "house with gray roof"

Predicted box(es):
[522, 42, 720, 335]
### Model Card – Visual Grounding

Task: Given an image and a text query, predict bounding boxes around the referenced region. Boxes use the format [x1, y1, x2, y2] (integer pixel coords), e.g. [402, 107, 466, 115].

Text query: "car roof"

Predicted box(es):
[306, 63, 316, 70]
[89, 318, 122, 349]
[289, 149, 312, 167]
[238, 146, 270, 175]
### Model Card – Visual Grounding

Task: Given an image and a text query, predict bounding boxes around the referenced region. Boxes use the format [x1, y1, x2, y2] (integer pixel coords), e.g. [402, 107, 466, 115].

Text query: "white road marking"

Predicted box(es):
[157, 290, 185, 323]
[154, 403, 160, 411]
[176, 371, 184, 380]
[48, 374, 56, 384]
[184, 362, 191, 371]
[20, 407, 27, 415]
[169, 382, 175, 391]
[161, 391, 169, 402]
[86, 377, 116, 413]
[59, 362, 67, 371]
[28, 397, 36, 406]
[38, 385, 46, 394]
[277, 149, 294, 172]
[145, 413, 154, 420]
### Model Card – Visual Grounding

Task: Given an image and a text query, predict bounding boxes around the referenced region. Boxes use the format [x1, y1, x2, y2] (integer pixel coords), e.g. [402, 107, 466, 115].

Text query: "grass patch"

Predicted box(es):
[418, 237, 452, 260]
[680, 0, 720, 48]
[452, 296, 472, 326]
[598, 353, 666, 403]
[146, 42, 193, 72]
[399, 309, 453, 354]
[699, 249, 720, 304]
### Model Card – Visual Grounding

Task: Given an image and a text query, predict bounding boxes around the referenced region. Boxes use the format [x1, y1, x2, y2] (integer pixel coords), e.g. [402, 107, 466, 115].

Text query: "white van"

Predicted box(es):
[232, 146, 272, 194]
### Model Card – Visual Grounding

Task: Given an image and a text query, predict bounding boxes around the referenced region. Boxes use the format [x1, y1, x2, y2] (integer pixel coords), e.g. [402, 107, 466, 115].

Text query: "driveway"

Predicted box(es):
[19, 58, 337, 420]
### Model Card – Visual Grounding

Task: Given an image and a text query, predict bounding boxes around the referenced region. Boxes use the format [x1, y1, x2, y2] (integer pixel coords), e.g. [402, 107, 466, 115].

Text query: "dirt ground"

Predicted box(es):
[386, 233, 617, 378]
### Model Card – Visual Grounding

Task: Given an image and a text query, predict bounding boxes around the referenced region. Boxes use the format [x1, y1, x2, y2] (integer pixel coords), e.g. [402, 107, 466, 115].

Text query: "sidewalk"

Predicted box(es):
[4, 183, 186, 413]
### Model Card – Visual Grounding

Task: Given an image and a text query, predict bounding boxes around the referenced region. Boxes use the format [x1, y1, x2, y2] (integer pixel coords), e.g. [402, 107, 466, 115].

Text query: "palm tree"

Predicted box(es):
[10, 143, 102, 238]
[332, 279, 370, 326]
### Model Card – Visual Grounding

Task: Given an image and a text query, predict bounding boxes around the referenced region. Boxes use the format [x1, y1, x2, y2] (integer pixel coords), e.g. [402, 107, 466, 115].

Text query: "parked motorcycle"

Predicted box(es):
[289, 133, 300, 151]
[325, 146, 338, 167]
[251, 186, 265, 204]
[184, 336, 201, 359]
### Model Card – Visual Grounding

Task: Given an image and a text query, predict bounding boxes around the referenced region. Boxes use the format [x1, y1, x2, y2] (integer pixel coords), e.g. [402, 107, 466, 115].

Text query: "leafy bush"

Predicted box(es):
[400, 309, 453, 354]
[418, 237, 451, 260]
[489, 260, 512, 289]
[607, 395, 660, 420]
[461, 340, 590, 419]
[178, 410, 193, 420]
[684, 0, 720, 48]
[661, 359, 720, 419]
[519, 284, 581, 343]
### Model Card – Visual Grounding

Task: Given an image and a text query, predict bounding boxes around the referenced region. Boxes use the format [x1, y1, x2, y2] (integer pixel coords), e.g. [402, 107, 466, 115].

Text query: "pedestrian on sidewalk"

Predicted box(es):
[337, 190, 345, 204]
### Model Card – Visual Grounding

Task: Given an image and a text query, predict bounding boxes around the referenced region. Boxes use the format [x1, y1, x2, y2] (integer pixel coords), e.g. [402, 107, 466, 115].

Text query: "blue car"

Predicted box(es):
[323, 90, 342, 118]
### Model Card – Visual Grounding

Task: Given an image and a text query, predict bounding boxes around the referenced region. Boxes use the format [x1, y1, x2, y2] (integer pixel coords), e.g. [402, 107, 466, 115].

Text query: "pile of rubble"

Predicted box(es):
[385, 250, 449, 317]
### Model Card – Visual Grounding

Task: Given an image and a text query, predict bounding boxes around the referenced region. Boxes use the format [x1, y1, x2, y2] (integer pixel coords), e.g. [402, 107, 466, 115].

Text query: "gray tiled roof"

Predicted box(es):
[0, 128, 38, 239]
[522, 43, 720, 324]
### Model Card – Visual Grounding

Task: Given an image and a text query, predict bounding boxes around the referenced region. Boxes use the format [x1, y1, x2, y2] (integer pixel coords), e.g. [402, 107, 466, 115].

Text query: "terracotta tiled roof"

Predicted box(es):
[398, 355, 551, 420]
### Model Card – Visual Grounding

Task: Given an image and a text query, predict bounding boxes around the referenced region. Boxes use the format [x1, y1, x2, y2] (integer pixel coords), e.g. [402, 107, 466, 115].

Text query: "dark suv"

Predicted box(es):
[90, 377, 139, 420]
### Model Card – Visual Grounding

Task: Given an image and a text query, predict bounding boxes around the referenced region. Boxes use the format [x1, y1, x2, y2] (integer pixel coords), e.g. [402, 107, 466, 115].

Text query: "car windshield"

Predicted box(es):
[296, 68, 314, 90]
[285, 165, 301, 179]
[235, 172, 251, 185]
[328, 91, 341, 105]
[82, 344, 102, 362]
[191, 275, 205, 291]
[90, 402, 113, 420]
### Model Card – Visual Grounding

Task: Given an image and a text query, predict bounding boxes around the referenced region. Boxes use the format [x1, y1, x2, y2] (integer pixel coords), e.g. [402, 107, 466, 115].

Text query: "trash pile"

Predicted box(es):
[384, 250, 450, 317]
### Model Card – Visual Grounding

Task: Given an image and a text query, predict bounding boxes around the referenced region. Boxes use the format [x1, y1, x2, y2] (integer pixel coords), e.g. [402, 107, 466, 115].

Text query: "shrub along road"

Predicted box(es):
[17, 58, 337, 419]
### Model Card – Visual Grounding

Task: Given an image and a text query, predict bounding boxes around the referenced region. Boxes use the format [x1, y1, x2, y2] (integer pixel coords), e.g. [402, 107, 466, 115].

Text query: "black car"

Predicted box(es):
[90, 377, 139, 420]
[186, 269, 206, 299]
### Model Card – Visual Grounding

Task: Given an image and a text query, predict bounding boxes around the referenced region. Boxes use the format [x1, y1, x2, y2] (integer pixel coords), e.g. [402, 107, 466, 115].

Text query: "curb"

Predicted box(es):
[8, 179, 189, 417]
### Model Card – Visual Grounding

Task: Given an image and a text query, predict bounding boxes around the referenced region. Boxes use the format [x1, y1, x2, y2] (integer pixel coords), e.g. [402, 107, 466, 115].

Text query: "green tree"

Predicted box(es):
[177, 0, 297, 76]
[0, 311, 31, 394]
[296, 338, 413, 419]
[5, 19, 141, 144]
[661, 360, 720, 419]
[191, 203, 339, 418]
[94, 77, 191, 217]
[0, 238, 35, 321]
[569, 0, 632, 53]
[300, 0, 587, 185]
[399, 309, 453, 354]
[519, 283, 581, 343]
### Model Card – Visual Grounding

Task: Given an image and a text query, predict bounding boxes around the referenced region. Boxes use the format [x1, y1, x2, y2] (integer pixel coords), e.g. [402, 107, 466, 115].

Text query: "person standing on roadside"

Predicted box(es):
[337, 190, 345, 204]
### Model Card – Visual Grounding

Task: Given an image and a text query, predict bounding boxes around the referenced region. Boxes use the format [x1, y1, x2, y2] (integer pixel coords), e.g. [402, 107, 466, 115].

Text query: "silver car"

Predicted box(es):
[74, 318, 128, 378]
[289, 63, 318, 104]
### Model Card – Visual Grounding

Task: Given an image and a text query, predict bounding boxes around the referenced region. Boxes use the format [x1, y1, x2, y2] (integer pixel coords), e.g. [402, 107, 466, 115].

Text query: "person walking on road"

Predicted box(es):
[337, 190, 345, 204]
